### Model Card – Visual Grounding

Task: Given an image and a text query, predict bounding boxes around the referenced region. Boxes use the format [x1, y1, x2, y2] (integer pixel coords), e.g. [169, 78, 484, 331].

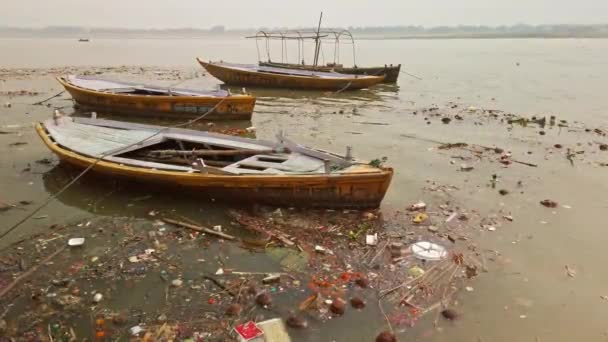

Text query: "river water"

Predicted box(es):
[1, 37, 608, 341]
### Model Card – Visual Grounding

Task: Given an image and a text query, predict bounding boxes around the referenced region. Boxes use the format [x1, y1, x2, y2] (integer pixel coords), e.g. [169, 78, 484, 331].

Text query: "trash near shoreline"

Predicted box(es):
[0, 200, 498, 340]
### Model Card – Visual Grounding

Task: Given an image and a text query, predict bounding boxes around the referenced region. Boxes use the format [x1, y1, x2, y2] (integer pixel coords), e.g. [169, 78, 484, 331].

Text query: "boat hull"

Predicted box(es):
[260, 62, 401, 83]
[197, 59, 385, 91]
[57, 77, 256, 120]
[36, 124, 393, 208]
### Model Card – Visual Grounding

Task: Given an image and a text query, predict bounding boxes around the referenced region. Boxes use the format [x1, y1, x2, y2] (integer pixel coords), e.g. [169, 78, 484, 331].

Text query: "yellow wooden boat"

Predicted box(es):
[57, 75, 256, 120]
[36, 116, 393, 208]
[197, 58, 385, 91]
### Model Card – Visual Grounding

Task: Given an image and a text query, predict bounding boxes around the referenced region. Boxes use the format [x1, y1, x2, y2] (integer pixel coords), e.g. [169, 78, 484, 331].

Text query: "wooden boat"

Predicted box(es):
[247, 14, 401, 83]
[259, 62, 401, 83]
[36, 116, 393, 208]
[57, 75, 256, 120]
[197, 59, 385, 91]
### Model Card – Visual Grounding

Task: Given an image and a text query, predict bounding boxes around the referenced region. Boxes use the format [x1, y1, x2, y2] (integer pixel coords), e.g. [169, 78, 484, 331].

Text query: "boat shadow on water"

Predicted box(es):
[222, 83, 399, 102]
[42, 163, 251, 218]
[221, 84, 400, 116]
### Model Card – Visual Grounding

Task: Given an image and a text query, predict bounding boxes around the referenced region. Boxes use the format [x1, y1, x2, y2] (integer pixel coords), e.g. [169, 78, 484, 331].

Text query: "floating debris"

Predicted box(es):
[441, 308, 460, 321]
[256, 292, 272, 307]
[355, 277, 370, 288]
[366, 233, 379, 246]
[411, 241, 447, 261]
[376, 331, 398, 342]
[412, 213, 428, 224]
[92, 293, 103, 303]
[408, 266, 426, 277]
[407, 201, 427, 211]
[540, 199, 558, 208]
[460, 164, 474, 172]
[225, 303, 242, 316]
[286, 314, 308, 329]
[330, 298, 346, 315]
[67, 238, 85, 247]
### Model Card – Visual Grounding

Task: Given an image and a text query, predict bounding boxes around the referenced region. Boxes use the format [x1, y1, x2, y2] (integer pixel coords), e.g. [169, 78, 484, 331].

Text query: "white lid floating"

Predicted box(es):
[411, 241, 447, 261]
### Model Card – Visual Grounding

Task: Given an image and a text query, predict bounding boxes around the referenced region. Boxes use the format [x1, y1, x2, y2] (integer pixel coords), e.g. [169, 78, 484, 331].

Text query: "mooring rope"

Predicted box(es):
[0, 97, 229, 241]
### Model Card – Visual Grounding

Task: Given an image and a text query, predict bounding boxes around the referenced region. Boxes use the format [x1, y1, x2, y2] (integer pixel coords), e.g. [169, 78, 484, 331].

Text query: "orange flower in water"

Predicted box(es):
[307, 281, 319, 292]
[311, 276, 333, 288]
[340, 272, 352, 282]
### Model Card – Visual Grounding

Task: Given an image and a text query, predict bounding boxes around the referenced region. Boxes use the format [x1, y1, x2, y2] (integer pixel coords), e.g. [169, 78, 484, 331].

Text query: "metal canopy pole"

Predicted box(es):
[313, 12, 323, 66]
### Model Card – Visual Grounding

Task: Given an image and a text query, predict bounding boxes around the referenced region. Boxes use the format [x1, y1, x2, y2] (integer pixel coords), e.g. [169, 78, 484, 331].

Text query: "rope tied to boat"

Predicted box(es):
[400, 69, 423, 80]
[335, 80, 354, 93]
[32, 90, 66, 105]
[0, 97, 229, 242]
[332, 68, 388, 93]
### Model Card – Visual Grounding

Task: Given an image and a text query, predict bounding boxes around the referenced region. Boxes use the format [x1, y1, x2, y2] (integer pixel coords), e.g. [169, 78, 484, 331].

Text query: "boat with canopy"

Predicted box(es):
[197, 58, 385, 91]
[249, 13, 401, 83]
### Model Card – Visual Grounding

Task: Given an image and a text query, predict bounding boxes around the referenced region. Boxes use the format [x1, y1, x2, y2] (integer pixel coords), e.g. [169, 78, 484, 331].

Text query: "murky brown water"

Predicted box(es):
[1, 38, 608, 341]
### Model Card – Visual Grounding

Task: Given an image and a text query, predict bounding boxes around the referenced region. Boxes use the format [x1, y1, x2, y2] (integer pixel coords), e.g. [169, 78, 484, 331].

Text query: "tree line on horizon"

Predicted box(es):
[1, 24, 607, 38]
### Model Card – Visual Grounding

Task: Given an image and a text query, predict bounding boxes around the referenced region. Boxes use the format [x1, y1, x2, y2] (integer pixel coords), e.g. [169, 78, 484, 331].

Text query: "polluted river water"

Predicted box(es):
[0, 38, 608, 341]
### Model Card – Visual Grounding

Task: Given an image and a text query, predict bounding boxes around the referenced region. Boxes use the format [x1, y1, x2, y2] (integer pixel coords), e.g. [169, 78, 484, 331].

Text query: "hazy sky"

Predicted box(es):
[2, 0, 607, 28]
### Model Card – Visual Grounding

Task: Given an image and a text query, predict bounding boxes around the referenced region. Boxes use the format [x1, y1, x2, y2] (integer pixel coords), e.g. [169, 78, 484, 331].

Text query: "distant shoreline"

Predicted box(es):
[1, 24, 607, 40]
[1, 34, 608, 40]
[359, 34, 608, 40]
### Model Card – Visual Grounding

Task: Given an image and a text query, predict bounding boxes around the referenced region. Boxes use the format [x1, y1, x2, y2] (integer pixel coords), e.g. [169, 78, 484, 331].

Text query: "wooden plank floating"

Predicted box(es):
[162, 218, 236, 240]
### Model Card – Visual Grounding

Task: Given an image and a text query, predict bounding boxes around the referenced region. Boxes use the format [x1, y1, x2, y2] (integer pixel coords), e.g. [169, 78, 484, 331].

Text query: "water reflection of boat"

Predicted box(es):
[197, 59, 385, 91]
[36, 117, 393, 208]
[43, 163, 231, 217]
[42, 163, 120, 212]
[220, 83, 399, 116]
[57, 75, 256, 120]
[220, 83, 399, 105]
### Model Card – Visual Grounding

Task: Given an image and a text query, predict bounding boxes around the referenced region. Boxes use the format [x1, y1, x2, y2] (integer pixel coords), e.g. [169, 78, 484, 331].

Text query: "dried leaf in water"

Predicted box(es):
[298, 293, 318, 311]
[565, 265, 576, 278]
